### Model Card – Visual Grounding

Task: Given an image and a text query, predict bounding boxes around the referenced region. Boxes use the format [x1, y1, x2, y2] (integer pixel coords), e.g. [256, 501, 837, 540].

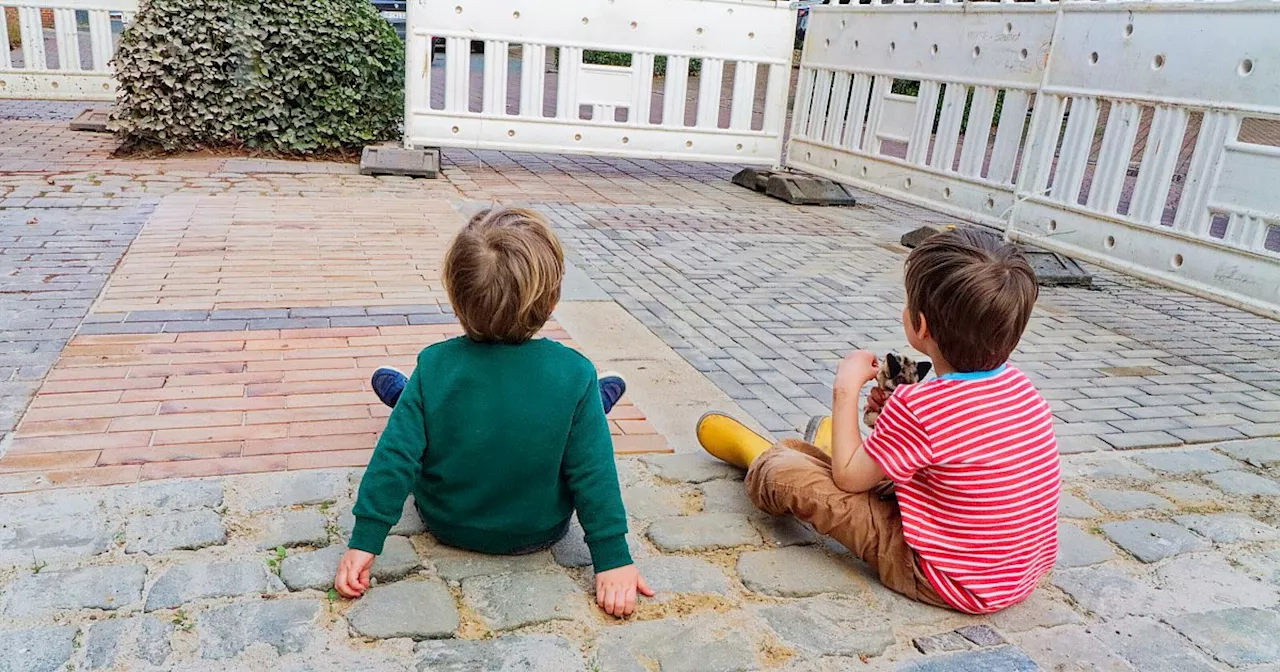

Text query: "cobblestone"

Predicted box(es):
[431, 545, 554, 581]
[1102, 520, 1210, 563]
[647, 513, 761, 552]
[461, 571, 584, 631]
[900, 646, 1039, 672]
[279, 537, 419, 591]
[1086, 488, 1174, 513]
[347, 581, 458, 640]
[197, 599, 321, 660]
[416, 635, 585, 672]
[1168, 608, 1280, 666]
[1174, 514, 1280, 543]
[1152, 481, 1221, 505]
[83, 617, 172, 669]
[737, 546, 863, 597]
[0, 626, 76, 672]
[144, 560, 286, 611]
[0, 513, 115, 566]
[697, 479, 758, 515]
[760, 600, 896, 658]
[912, 632, 972, 655]
[1, 565, 146, 618]
[1094, 617, 1219, 671]
[594, 615, 761, 672]
[640, 453, 743, 483]
[634, 556, 731, 598]
[124, 510, 226, 555]
[1014, 625, 1135, 672]
[1204, 470, 1280, 496]
[1215, 437, 1280, 467]
[1055, 523, 1116, 568]
[619, 484, 685, 520]
[256, 510, 329, 550]
[1058, 493, 1101, 518]
[1133, 449, 1243, 474]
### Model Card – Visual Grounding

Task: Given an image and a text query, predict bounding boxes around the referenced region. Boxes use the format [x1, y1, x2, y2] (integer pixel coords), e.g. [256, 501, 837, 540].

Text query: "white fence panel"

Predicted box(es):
[787, 4, 1059, 229]
[1008, 3, 1280, 318]
[404, 0, 796, 164]
[1, 0, 136, 100]
[789, 1, 1280, 319]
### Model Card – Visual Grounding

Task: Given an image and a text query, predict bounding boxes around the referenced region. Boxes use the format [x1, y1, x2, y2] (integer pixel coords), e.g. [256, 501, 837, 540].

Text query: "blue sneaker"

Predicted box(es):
[371, 366, 408, 408]
[598, 371, 627, 415]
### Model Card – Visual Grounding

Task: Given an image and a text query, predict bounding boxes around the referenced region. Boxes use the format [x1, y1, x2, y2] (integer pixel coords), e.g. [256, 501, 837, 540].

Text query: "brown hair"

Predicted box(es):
[903, 228, 1038, 372]
[443, 208, 564, 344]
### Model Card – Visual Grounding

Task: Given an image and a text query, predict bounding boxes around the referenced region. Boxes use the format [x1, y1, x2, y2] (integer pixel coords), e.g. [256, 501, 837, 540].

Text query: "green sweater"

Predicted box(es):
[349, 337, 632, 573]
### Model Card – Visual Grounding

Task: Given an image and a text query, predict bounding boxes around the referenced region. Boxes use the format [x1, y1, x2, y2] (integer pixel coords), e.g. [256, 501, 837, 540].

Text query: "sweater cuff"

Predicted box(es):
[587, 534, 633, 573]
[349, 517, 393, 555]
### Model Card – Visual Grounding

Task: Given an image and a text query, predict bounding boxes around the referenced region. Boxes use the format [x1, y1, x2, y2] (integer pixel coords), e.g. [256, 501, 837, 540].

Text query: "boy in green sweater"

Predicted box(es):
[334, 208, 653, 617]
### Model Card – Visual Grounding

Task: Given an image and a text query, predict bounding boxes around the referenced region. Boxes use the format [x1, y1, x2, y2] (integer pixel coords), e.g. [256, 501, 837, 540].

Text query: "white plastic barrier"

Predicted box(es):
[788, 0, 1280, 318]
[0, 0, 136, 100]
[404, 0, 797, 164]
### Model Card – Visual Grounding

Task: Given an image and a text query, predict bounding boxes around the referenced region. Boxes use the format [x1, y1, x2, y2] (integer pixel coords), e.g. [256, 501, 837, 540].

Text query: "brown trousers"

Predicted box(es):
[745, 439, 951, 610]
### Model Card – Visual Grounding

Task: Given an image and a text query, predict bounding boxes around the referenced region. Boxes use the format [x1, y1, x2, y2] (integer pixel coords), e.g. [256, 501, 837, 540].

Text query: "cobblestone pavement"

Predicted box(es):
[1, 99, 1279, 671]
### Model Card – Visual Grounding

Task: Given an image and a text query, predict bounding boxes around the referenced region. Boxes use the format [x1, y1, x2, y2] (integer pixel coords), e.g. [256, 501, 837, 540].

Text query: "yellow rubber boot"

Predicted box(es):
[696, 412, 773, 469]
[803, 415, 833, 455]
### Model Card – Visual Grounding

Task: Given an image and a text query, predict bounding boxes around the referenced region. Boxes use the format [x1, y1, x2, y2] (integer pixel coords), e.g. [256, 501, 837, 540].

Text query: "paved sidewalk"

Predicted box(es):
[0, 100, 1278, 671]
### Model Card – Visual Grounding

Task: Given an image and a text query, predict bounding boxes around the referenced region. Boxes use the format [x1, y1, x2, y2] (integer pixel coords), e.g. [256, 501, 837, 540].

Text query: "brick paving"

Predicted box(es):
[0, 97, 1278, 671]
[0, 324, 666, 493]
[0, 205, 150, 445]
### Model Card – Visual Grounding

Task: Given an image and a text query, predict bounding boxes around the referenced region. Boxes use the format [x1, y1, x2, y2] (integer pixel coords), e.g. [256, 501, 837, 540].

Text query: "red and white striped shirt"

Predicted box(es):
[862, 365, 1059, 614]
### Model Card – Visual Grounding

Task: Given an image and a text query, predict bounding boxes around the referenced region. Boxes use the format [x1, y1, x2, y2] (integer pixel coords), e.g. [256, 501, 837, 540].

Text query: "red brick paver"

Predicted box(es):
[0, 324, 670, 494]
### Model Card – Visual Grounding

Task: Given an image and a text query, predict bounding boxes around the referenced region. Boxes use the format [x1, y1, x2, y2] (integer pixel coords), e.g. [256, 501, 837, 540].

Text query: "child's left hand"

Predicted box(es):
[835, 350, 879, 395]
[595, 564, 655, 618]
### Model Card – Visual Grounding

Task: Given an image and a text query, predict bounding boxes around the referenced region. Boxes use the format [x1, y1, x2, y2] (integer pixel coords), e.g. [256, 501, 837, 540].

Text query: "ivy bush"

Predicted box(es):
[113, 0, 403, 154]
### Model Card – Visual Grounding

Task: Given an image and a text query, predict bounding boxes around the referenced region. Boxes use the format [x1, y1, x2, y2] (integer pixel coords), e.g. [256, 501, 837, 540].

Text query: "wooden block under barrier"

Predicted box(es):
[69, 108, 112, 133]
[359, 146, 440, 178]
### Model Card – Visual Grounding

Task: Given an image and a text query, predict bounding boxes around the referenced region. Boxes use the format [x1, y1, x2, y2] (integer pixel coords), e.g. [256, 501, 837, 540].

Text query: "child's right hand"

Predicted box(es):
[866, 385, 891, 417]
[595, 564, 655, 618]
[335, 548, 376, 598]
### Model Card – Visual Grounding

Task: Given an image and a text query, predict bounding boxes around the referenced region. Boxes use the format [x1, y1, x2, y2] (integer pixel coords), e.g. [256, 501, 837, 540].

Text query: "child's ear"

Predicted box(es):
[916, 361, 933, 380]
[885, 353, 902, 378]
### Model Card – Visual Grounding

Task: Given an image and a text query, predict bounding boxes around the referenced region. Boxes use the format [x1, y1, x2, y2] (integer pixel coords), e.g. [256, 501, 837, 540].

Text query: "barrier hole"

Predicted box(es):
[985, 197, 995, 210]
[574, 134, 582, 141]
[1171, 253, 1184, 268]
[1089, 52, 1099, 65]
[806, 151, 813, 160]
[507, 129, 515, 137]
[889, 42, 895, 52]
[931, 44, 938, 56]
[1240, 59, 1254, 76]
[454, 5, 461, 13]
[860, 166, 868, 177]
[840, 19, 846, 29]
[512, 11, 519, 18]
[825, 39, 831, 48]
[1209, 213, 1228, 239]
[631, 21, 638, 29]
[1104, 235, 1116, 249]
[832, 158, 839, 168]
[686, 140, 694, 148]
[1153, 54, 1165, 70]
[972, 46, 981, 59]
[748, 32, 755, 39]
[912, 21, 918, 30]
[1020, 49, 1029, 61]
[1047, 219, 1057, 232]
[904, 177, 913, 189]
[1005, 22, 1013, 34]
[1124, 23, 1134, 38]
[943, 187, 952, 200]
[696, 27, 703, 35]
[854, 40, 860, 49]
[622, 137, 630, 144]
[582, 17, 589, 24]
[451, 126, 459, 134]
[736, 144, 743, 151]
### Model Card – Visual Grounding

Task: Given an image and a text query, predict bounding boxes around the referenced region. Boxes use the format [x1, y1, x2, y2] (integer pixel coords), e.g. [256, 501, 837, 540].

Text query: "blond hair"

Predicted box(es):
[443, 208, 564, 344]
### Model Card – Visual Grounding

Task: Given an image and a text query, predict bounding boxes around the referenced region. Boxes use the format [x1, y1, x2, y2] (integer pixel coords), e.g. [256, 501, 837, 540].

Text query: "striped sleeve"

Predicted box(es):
[862, 392, 932, 483]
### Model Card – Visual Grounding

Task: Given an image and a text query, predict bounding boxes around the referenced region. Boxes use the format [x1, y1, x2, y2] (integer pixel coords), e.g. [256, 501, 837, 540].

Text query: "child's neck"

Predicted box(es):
[923, 346, 956, 377]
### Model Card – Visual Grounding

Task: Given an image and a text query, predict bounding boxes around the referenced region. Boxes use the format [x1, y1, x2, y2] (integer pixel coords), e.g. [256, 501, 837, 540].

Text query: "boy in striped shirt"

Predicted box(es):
[697, 228, 1059, 614]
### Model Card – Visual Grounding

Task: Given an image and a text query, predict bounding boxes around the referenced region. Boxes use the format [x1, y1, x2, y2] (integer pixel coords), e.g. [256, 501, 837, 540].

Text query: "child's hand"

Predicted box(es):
[334, 548, 376, 599]
[595, 564, 655, 618]
[866, 385, 891, 416]
[835, 350, 879, 395]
